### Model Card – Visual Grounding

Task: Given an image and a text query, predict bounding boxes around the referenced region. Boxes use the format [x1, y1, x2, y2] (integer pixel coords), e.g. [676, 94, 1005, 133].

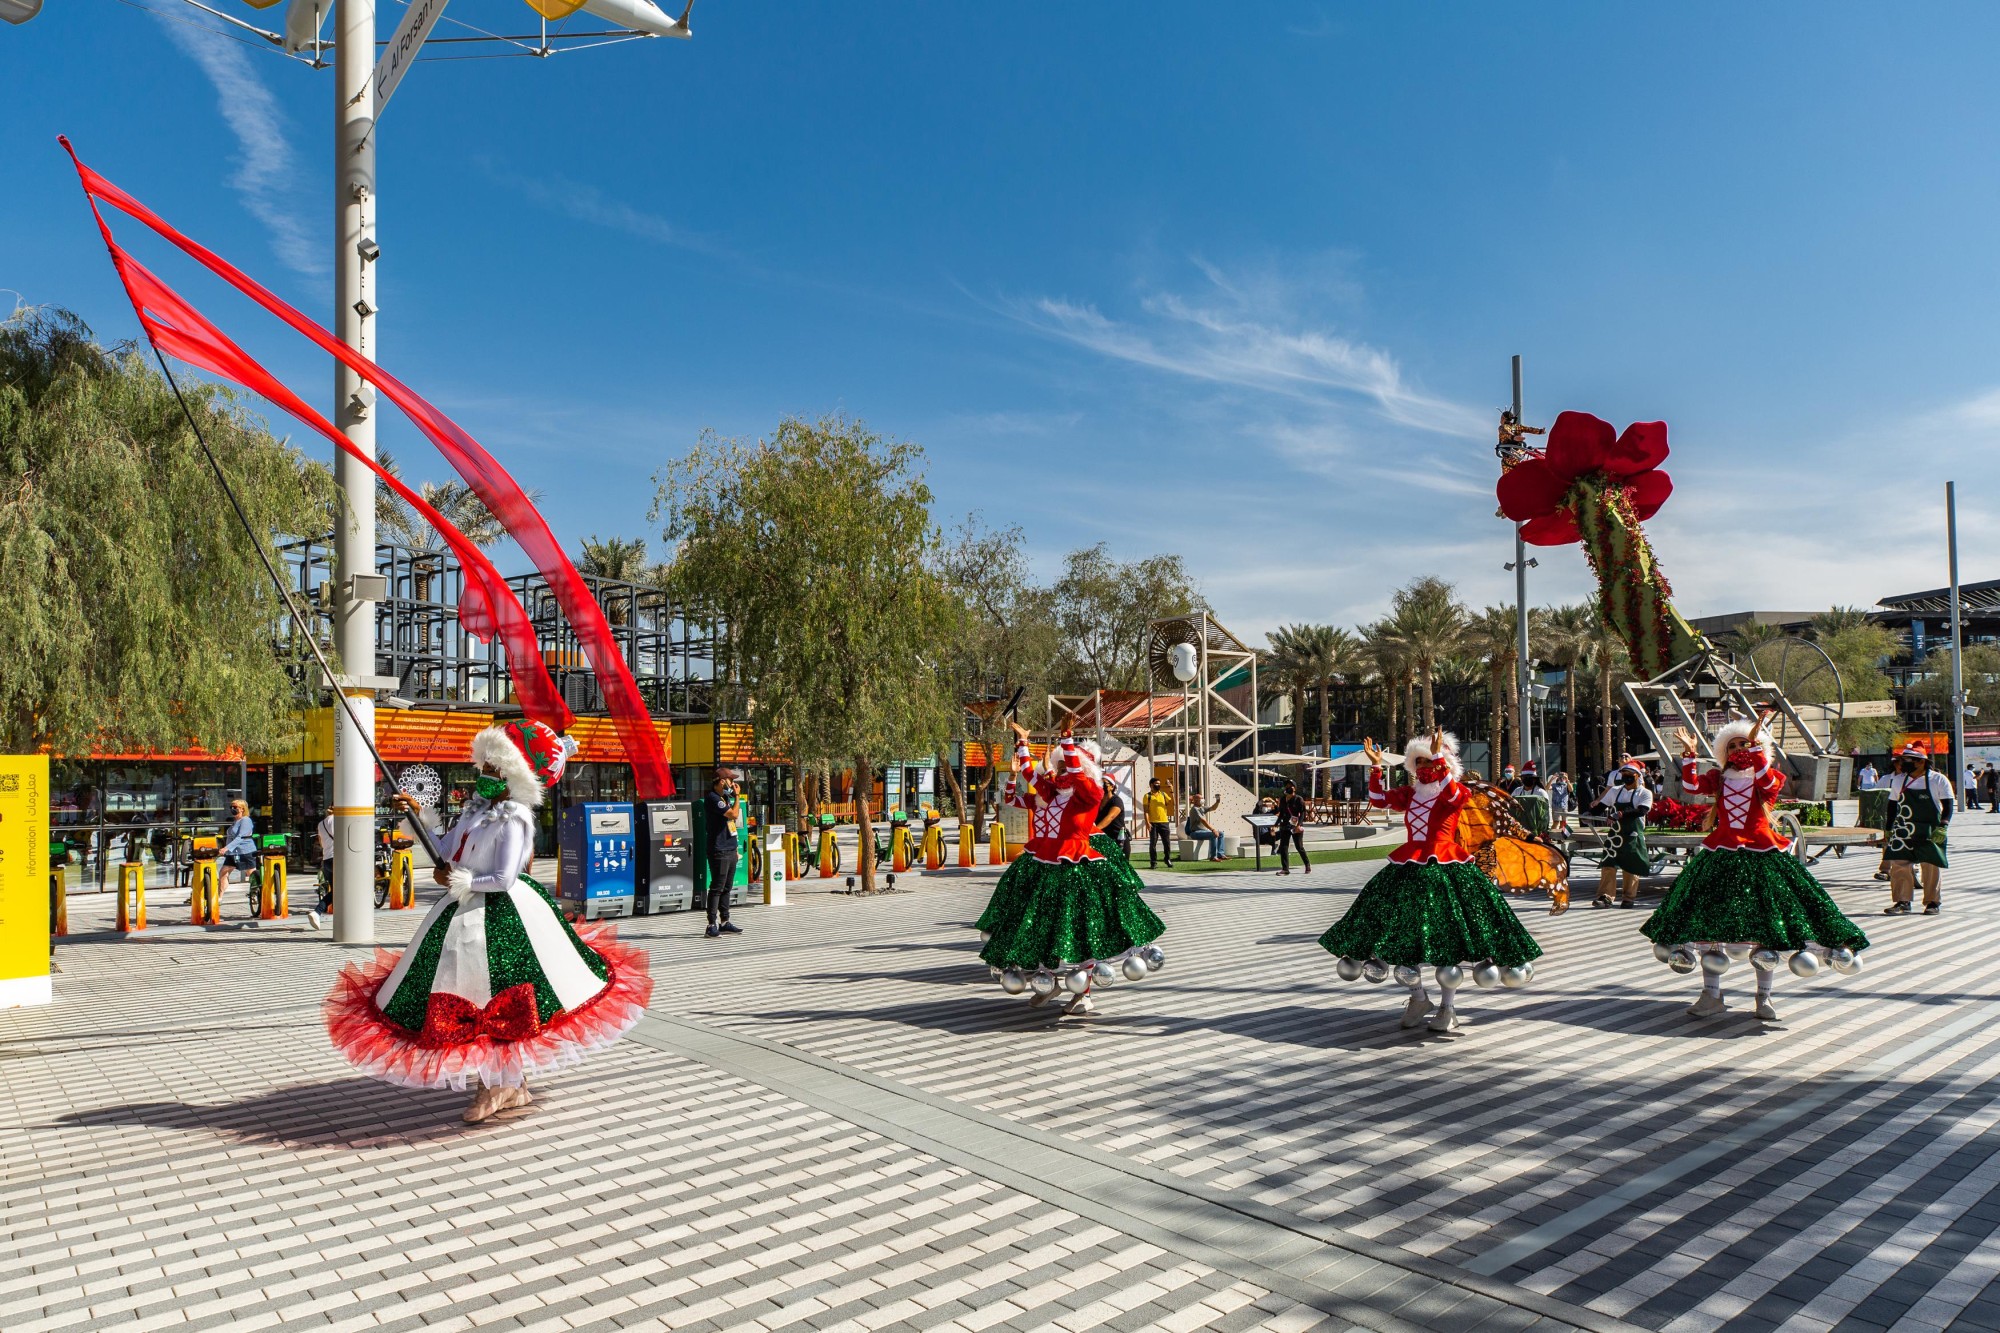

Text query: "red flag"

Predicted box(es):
[64, 138, 673, 797]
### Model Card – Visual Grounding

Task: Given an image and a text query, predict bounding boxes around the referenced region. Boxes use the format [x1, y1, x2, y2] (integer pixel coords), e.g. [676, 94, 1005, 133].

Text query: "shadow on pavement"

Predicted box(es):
[54, 1078, 472, 1148]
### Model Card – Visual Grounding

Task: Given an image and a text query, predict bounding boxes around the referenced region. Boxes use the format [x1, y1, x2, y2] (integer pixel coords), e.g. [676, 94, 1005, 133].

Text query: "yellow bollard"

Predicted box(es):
[892, 824, 910, 874]
[117, 861, 147, 933]
[785, 830, 801, 878]
[49, 868, 67, 938]
[989, 821, 1009, 866]
[957, 822, 974, 867]
[818, 824, 838, 878]
[924, 823, 943, 870]
[258, 852, 289, 919]
[388, 844, 416, 910]
[189, 837, 221, 925]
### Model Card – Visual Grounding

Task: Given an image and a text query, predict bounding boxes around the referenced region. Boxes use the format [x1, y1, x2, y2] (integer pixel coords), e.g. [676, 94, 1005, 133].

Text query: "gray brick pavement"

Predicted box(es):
[11, 817, 2000, 1330]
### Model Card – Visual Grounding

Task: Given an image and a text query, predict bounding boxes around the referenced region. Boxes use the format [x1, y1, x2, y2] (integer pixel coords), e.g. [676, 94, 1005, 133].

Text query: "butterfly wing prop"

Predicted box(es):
[1461, 779, 1570, 894]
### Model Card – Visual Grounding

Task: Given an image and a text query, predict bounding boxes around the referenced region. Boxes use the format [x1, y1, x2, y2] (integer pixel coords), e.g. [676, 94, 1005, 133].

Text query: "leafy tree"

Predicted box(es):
[1361, 621, 1411, 747]
[1049, 544, 1205, 693]
[935, 517, 1059, 840]
[1261, 626, 1320, 759]
[653, 415, 955, 890]
[1468, 605, 1528, 779]
[0, 308, 339, 755]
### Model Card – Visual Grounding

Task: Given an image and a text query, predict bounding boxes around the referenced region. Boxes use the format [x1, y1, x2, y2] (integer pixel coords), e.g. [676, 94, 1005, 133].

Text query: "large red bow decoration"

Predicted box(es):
[1496, 411, 1672, 546]
[417, 984, 546, 1047]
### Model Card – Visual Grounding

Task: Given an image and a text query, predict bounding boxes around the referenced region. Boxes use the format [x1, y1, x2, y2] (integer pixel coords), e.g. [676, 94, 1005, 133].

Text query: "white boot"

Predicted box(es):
[1064, 991, 1095, 1017]
[1427, 981, 1460, 1033]
[1687, 977, 1727, 1019]
[1400, 983, 1434, 1029]
[1754, 980, 1779, 1022]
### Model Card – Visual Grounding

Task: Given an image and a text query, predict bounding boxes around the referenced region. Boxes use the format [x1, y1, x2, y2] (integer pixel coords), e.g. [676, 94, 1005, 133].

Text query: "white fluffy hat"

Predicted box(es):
[1402, 730, 1462, 782]
[1710, 716, 1775, 766]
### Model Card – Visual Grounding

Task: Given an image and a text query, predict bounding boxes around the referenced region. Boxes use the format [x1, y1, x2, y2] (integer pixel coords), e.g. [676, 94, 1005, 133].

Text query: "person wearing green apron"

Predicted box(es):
[1882, 740, 1952, 915]
[1592, 759, 1653, 908]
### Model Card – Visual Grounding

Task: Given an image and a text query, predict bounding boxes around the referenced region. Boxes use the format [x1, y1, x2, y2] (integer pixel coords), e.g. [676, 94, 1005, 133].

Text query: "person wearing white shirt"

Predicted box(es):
[1883, 741, 1952, 915]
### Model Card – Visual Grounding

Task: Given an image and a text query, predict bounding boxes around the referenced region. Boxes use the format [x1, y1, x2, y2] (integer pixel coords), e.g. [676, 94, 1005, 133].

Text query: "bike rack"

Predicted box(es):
[188, 838, 222, 926]
[116, 860, 147, 932]
[257, 851, 289, 920]
[48, 847, 68, 939]
[386, 836, 417, 910]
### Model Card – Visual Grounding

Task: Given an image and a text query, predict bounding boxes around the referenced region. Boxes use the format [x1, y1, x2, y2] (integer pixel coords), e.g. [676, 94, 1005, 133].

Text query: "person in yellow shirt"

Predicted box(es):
[1142, 777, 1176, 868]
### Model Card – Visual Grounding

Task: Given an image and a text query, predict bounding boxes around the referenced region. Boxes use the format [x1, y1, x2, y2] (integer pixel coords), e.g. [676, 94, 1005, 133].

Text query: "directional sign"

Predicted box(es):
[374, 0, 450, 115]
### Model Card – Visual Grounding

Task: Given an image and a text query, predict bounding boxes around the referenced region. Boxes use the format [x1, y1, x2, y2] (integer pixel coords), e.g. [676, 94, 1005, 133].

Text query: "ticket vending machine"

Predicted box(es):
[691, 793, 753, 907]
[635, 799, 695, 915]
[558, 802, 636, 920]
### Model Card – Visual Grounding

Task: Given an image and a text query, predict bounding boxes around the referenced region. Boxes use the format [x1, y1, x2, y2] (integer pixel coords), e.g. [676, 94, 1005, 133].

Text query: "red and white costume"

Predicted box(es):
[1370, 757, 1474, 865]
[1003, 736, 1105, 864]
[1680, 746, 1789, 852]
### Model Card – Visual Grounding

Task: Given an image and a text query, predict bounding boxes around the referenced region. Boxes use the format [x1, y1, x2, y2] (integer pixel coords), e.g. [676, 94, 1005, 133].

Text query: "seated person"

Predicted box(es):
[1183, 792, 1225, 860]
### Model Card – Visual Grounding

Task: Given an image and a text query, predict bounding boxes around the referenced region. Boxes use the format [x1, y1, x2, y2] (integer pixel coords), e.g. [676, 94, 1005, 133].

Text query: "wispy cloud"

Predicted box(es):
[1005, 262, 1486, 440]
[158, 20, 323, 278]
[482, 163, 733, 259]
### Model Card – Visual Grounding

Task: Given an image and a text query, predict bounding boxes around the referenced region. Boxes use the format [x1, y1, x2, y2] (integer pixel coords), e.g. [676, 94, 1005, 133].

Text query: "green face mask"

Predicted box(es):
[473, 774, 509, 801]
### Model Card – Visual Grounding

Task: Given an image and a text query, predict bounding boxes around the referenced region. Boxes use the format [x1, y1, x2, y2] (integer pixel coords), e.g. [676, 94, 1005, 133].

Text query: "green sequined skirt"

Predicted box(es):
[977, 850, 1165, 971]
[1641, 847, 1870, 951]
[1317, 859, 1543, 969]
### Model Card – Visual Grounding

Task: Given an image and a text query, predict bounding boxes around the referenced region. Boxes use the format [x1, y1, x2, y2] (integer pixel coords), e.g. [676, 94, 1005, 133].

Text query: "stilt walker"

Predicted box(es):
[1319, 730, 1543, 1034]
[1591, 758, 1653, 909]
[1881, 740, 1950, 915]
[324, 721, 653, 1122]
[1643, 710, 1868, 1022]
[977, 721, 1166, 1016]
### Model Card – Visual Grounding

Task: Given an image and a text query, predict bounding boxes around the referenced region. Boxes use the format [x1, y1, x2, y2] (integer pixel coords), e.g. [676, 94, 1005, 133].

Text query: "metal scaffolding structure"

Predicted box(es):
[276, 535, 719, 719]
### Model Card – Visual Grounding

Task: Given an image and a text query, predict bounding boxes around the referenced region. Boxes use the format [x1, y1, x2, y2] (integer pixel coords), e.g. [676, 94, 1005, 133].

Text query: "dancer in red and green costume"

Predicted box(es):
[1319, 729, 1543, 1034]
[324, 720, 653, 1122]
[976, 720, 1165, 1017]
[1643, 711, 1868, 1022]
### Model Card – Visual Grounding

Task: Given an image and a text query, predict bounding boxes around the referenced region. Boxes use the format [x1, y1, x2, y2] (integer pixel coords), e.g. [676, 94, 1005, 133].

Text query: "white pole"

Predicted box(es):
[1512, 355, 1532, 773]
[1948, 482, 1967, 799]
[332, 0, 379, 945]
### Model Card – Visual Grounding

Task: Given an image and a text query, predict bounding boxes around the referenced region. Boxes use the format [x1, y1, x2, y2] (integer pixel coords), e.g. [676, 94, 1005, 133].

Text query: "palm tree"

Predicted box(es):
[1270, 624, 1361, 794]
[1467, 605, 1520, 780]
[1362, 621, 1410, 747]
[1810, 606, 1876, 639]
[1587, 613, 1634, 774]
[1541, 603, 1598, 781]
[1381, 576, 1469, 731]
[375, 450, 536, 551]
[1263, 626, 1321, 759]
[577, 535, 651, 581]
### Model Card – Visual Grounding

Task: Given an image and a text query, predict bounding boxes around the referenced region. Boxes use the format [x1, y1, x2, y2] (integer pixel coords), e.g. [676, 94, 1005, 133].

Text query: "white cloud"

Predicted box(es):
[485, 164, 730, 259]
[158, 20, 323, 278]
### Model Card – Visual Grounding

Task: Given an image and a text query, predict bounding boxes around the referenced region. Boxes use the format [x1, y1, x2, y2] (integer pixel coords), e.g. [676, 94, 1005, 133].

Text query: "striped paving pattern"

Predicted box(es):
[652, 833, 2000, 1333]
[8, 819, 1997, 1332]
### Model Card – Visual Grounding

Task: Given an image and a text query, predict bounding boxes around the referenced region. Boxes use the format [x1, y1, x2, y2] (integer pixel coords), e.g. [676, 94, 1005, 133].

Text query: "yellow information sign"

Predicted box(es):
[0, 754, 51, 1008]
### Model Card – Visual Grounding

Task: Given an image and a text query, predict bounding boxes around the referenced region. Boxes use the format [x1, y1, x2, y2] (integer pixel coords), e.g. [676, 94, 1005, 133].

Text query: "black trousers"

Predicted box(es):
[706, 853, 738, 924]
[1148, 822, 1174, 866]
[1274, 828, 1310, 870]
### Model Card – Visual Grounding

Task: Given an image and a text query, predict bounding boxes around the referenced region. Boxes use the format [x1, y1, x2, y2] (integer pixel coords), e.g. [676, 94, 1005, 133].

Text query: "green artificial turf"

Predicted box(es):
[1146, 843, 1397, 873]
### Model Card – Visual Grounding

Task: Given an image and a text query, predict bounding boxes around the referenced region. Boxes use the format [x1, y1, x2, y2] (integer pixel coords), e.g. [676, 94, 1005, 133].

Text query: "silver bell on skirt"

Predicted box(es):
[999, 969, 1027, 995]
[1668, 946, 1699, 974]
[1122, 953, 1150, 982]
[1701, 951, 1731, 977]
[1750, 948, 1782, 973]
[1335, 956, 1364, 982]
[1434, 963, 1465, 989]
[1362, 959, 1390, 984]
[1091, 959, 1119, 987]
[1471, 961, 1502, 989]
[1029, 970, 1058, 997]
[1500, 963, 1533, 989]
[1392, 965, 1422, 988]
[1064, 969, 1092, 995]
[1788, 949, 1822, 978]
[1829, 947, 1862, 975]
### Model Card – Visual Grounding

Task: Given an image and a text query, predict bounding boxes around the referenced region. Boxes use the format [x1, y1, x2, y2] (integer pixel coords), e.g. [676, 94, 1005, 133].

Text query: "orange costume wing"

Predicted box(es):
[1460, 780, 1569, 894]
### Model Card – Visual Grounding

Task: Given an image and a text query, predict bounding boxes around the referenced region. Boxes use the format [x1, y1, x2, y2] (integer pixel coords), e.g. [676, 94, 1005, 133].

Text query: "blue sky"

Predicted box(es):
[8, 3, 2000, 640]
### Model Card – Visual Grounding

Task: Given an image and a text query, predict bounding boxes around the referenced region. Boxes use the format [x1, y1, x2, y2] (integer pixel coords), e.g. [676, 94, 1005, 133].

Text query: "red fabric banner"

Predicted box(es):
[63, 139, 673, 797]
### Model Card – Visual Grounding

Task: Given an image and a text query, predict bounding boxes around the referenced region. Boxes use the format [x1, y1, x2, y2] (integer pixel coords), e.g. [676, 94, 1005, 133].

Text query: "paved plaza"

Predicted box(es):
[7, 819, 2000, 1333]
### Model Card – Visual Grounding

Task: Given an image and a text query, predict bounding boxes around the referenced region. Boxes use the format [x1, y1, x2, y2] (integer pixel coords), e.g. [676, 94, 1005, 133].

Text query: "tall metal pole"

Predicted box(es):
[1512, 356, 1532, 772]
[332, 0, 379, 944]
[1947, 481, 1967, 801]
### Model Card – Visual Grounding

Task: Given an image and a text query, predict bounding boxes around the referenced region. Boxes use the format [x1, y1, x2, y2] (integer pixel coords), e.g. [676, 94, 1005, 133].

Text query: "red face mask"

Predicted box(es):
[1725, 746, 1762, 770]
[1415, 759, 1452, 783]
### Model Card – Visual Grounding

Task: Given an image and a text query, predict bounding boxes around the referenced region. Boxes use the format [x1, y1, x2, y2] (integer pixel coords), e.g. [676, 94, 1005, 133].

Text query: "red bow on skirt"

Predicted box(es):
[417, 983, 546, 1047]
